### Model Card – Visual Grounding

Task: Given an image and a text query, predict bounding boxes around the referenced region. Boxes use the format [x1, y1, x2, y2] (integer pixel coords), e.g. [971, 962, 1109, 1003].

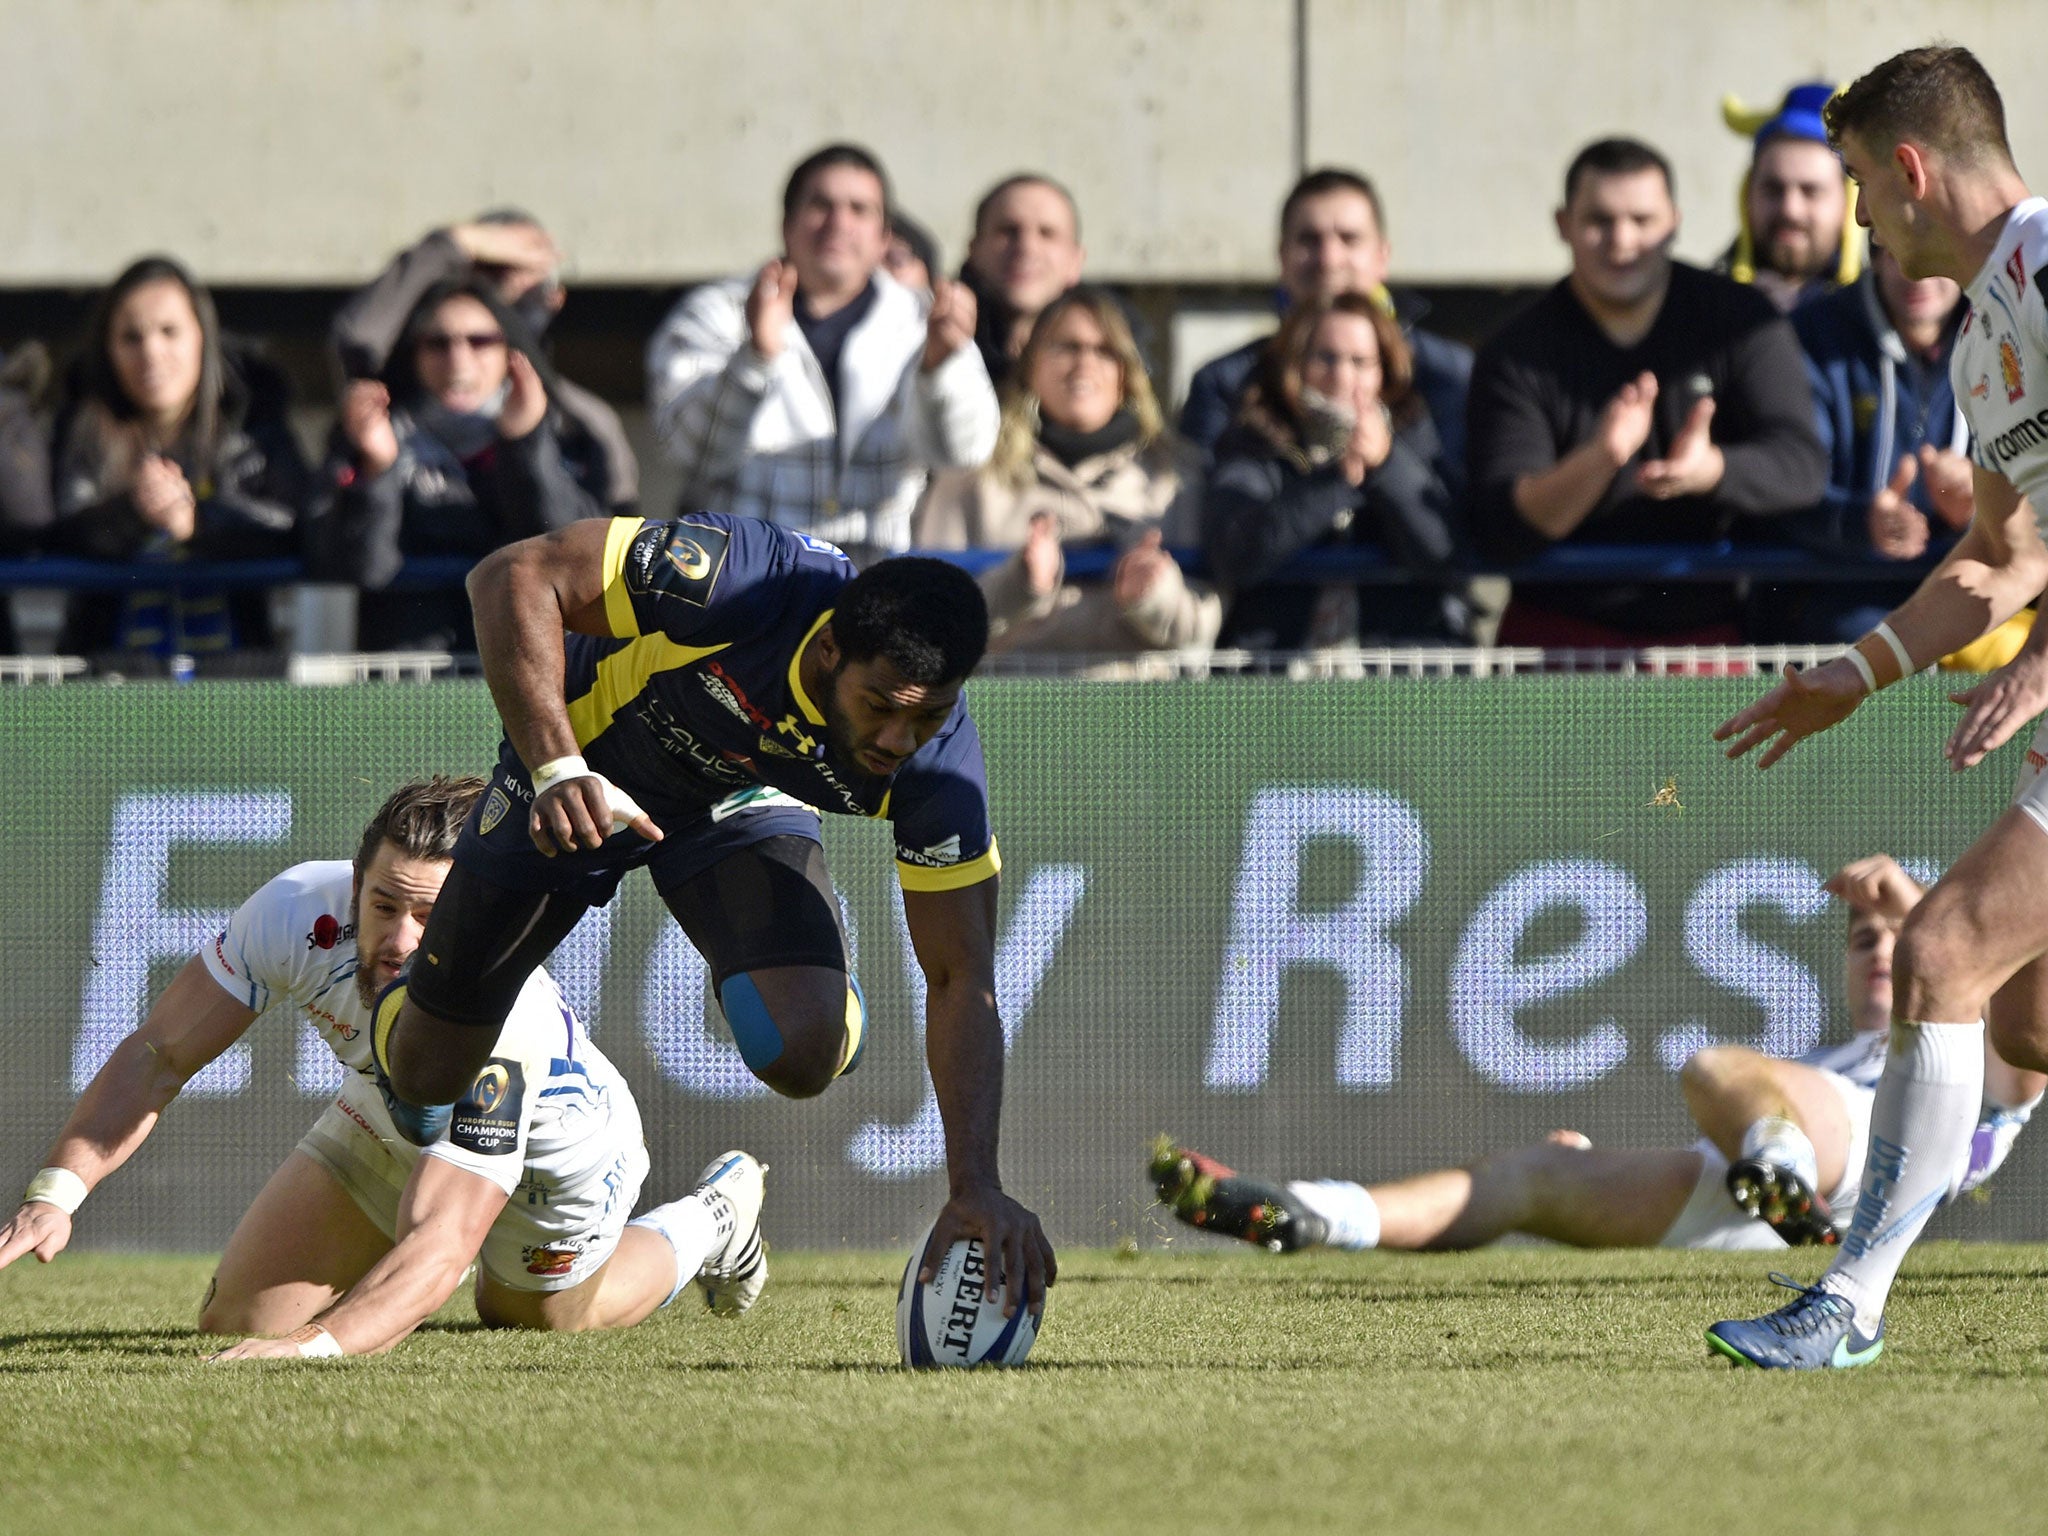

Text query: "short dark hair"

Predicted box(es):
[783, 143, 891, 223]
[352, 775, 489, 884]
[1563, 138, 1676, 206]
[831, 559, 988, 685]
[972, 174, 1082, 241]
[1826, 45, 2013, 168]
[1279, 168, 1386, 240]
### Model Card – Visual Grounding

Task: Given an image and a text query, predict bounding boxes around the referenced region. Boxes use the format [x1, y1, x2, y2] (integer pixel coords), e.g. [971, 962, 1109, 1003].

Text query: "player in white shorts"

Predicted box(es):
[1154, 857, 2043, 1257]
[1713, 46, 2048, 1368]
[0, 777, 767, 1359]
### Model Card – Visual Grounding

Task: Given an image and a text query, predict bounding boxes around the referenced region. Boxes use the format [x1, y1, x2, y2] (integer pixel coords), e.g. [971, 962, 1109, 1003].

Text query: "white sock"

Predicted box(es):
[1284, 1179, 1381, 1250]
[627, 1194, 721, 1308]
[1823, 1019, 1985, 1332]
[1739, 1114, 1820, 1193]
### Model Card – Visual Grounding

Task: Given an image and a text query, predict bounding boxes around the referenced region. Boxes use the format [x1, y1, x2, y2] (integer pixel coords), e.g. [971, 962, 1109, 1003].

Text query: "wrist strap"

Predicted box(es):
[531, 754, 592, 795]
[293, 1323, 345, 1358]
[24, 1166, 87, 1215]
[1873, 621, 1918, 681]
[1843, 645, 1878, 694]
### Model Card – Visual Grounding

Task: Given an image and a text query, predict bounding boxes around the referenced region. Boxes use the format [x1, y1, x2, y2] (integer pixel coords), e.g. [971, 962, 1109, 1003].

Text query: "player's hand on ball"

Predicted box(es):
[1713, 657, 1867, 768]
[530, 773, 663, 855]
[0, 1202, 73, 1270]
[1945, 647, 2048, 771]
[920, 1184, 1055, 1320]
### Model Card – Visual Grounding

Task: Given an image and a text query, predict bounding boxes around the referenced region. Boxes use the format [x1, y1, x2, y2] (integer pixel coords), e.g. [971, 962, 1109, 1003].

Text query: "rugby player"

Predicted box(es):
[1155, 858, 2041, 1257]
[369, 516, 1054, 1311]
[1711, 46, 2048, 1367]
[0, 778, 767, 1358]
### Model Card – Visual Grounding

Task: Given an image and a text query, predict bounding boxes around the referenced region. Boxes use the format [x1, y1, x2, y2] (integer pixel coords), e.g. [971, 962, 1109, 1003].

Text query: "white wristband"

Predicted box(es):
[1843, 645, 1878, 694]
[531, 754, 592, 794]
[24, 1166, 87, 1216]
[1873, 621, 1918, 681]
[294, 1324, 345, 1358]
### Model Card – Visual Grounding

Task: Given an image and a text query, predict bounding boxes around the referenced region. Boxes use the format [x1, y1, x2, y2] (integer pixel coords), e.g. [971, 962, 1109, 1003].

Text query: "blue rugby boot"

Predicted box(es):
[369, 979, 454, 1146]
[1706, 1272, 1884, 1370]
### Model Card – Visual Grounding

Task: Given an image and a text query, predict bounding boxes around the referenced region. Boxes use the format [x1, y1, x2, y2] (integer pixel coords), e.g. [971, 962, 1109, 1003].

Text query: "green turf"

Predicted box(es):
[4, 1244, 2045, 1534]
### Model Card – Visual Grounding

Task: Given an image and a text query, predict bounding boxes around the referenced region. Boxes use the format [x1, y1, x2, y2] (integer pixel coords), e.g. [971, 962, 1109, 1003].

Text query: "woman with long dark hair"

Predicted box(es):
[50, 255, 308, 659]
[1206, 292, 1467, 650]
[305, 277, 607, 652]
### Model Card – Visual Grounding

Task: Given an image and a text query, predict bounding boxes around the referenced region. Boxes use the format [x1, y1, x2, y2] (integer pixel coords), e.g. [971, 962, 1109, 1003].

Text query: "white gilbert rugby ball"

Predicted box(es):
[896, 1226, 1039, 1368]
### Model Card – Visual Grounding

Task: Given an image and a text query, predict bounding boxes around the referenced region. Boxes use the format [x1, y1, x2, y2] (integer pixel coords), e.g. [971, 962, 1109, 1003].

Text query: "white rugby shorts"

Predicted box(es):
[296, 1083, 650, 1293]
[2013, 717, 2048, 837]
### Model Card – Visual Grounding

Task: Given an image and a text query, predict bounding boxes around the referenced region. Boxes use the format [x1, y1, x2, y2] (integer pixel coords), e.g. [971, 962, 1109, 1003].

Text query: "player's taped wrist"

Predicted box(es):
[291, 1323, 345, 1358]
[531, 754, 593, 795]
[24, 1166, 87, 1215]
[1847, 622, 1918, 694]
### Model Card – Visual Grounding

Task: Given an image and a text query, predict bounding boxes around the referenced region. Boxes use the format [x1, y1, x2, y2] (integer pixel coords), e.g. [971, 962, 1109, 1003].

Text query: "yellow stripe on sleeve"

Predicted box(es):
[599, 516, 648, 639]
[896, 839, 1002, 893]
[567, 634, 731, 748]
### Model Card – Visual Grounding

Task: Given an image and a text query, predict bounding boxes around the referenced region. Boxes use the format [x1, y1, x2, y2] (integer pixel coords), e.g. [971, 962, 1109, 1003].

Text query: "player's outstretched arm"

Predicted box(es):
[902, 881, 1056, 1318]
[207, 1154, 505, 1360]
[1946, 584, 2048, 770]
[0, 957, 257, 1272]
[1718, 471, 2048, 769]
[467, 518, 662, 854]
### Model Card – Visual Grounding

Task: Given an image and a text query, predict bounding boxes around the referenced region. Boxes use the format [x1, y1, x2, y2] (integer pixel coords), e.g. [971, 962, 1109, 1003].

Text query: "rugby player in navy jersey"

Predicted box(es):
[372, 513, 1053, 1310]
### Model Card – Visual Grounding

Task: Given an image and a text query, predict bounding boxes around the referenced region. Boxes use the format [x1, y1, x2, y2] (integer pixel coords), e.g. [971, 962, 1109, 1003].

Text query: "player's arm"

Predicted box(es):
[207, 1153, 506, 1360]
[466, 516, 661, 854]
[0, 957, 258, 1271]
[1717, 467, 2048, 768]
[902, 879, 1056, 1317]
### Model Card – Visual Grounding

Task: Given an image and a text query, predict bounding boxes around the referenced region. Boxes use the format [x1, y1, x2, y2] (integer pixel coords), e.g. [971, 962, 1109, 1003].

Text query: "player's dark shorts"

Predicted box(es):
[406, 752, 849, 1029]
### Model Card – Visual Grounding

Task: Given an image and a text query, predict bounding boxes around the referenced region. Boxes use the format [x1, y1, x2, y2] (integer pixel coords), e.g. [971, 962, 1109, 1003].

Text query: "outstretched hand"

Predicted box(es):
[1946, 645, 2048, 771]
[918, 1184, 1056, 1320]
[1713, 657, 1868, 768]
[0, 1202, 72, 1271]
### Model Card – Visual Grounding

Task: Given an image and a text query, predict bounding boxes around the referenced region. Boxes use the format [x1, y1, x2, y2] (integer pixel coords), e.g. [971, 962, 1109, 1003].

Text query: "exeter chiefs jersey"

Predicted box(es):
[1955, 197, 2048, 521]
[558, 514, 999, 892]
[201, 860, 633, 1197]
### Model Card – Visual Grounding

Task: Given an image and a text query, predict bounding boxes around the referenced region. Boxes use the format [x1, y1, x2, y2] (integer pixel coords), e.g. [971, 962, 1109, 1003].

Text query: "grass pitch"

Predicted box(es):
[4, 1244, 2046, 1535]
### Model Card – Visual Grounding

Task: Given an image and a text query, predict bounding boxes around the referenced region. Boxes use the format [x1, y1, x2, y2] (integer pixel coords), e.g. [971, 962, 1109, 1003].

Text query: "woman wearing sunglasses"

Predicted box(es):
[306, 278, 607, 654]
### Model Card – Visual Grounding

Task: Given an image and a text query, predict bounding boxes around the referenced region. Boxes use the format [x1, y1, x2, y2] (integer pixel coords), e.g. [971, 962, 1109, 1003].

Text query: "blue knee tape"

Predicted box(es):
[718, 974, 785, 1071]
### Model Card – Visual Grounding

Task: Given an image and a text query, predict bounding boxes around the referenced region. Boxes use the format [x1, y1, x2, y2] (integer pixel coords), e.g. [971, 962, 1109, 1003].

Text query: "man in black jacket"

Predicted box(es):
[1467, 138, 1826, 646]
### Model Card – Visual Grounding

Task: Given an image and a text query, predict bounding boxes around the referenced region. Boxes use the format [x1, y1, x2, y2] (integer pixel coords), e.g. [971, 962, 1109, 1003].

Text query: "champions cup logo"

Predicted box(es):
[470, 1064, 512, 1116]
[667, 538, 714, 581]
[2002, 338, 2026, 403]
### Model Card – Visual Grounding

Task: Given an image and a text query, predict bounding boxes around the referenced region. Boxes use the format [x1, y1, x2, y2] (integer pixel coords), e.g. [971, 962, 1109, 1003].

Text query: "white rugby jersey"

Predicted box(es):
[1796, 1026, 1887, 1090]
[1955, 197, 2048, 520]
[201, 860, 633, 1197]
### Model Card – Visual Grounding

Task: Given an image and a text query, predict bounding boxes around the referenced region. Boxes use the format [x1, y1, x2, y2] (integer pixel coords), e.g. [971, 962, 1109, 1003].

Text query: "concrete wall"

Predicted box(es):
[4, 0, 2044, 287]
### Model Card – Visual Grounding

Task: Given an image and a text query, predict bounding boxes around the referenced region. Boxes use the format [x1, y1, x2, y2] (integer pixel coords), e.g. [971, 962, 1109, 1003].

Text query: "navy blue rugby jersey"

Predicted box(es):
[560, 514, 999, 892]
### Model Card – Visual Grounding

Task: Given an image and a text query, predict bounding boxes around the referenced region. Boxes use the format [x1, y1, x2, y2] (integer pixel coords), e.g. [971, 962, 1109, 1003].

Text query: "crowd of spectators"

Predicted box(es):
[0, 83, 1993, 671]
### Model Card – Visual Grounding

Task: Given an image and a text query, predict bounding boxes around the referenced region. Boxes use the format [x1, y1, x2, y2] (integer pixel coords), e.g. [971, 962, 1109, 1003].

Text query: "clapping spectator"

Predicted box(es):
[330, 210, 636, 512]
[1180, 169, 1471, 494]
[1467, 139, 1825, 647]
[960, 175, 1088, 386]
[305, 279, 604, 652]
[48, 257, 308, 660]
[915, 286, 1216, 657]
[1749, 243, 1969, 641]
[647, 144, 998, 560]
[0, 342, 55, 652]
[1206, 293, 1465, 649]
[1721, 84, 1859, 314]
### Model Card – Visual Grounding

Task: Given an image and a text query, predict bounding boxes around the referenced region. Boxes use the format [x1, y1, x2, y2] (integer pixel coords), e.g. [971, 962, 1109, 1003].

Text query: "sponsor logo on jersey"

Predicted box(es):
[710, 784, 811, 822]
[2009, 247, 2027, 295]
[635, 696, 754, 787]
[2029, 748, 2047, 773]
[797, 533, 849, 560]
[775, 713, 819, 755]
[213, 934, 235, 975]
[899, 834, 964, 868]
[305, 915, 355, 951]
[1972, 374, 1991, 401]
[478, 786, 511, 835]
[522, 1239, 587, 1277]
[702, 659, 773, 729]
[2001, 337, 2026, 403]
[1987, 404, 2048, 464]
[450, 1058, 525, 1156]
[302, 1001, 355, 1040]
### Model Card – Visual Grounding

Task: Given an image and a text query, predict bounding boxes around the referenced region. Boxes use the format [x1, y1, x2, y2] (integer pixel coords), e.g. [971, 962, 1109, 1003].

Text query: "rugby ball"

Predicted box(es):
[896, 1225, 1039, 1368]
